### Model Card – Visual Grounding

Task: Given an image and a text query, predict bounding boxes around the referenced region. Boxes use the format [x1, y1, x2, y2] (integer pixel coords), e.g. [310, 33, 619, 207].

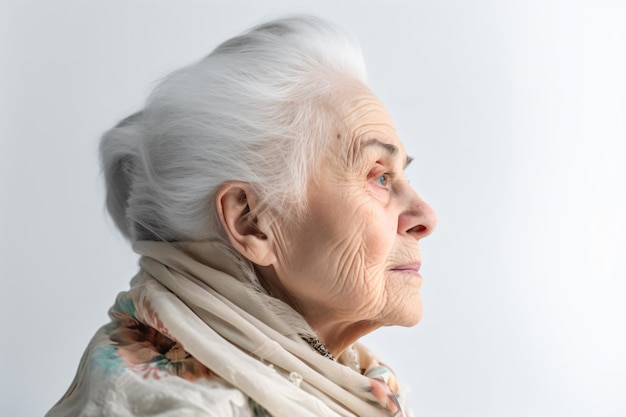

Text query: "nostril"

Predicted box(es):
[407, 224, 426, 234]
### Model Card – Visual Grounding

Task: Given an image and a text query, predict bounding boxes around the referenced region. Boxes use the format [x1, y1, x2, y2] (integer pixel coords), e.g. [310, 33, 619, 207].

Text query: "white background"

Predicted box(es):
[2, 1, 625, 416]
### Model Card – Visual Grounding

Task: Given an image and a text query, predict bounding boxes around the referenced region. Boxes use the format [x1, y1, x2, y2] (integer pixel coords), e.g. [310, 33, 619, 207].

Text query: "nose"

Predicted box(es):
[398, 185, 437, 240]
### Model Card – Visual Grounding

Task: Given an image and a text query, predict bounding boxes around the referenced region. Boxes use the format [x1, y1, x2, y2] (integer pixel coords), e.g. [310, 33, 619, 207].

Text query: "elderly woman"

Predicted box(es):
[47, 16, 436, 417]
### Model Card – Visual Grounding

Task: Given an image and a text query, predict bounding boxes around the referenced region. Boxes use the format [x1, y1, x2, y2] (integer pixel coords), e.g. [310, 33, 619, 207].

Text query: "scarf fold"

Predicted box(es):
[50, 239, 408, 417]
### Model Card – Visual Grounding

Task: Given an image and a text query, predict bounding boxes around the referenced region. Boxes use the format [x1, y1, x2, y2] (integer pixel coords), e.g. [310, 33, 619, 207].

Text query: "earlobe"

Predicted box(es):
[216, 183, 275, 266]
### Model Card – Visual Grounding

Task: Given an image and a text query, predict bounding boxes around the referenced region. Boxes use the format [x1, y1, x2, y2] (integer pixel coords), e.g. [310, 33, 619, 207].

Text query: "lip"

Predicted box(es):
[390, 262, 422, 276]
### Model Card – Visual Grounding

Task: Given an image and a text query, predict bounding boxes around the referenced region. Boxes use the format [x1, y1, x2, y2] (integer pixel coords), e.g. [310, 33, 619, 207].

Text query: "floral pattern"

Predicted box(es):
[351, 343, 406, 417]
[71, 294, 406, 417]
[105, 295, 214, 381]
[366, 366, 404, 417]
[94, 297, 406, 417]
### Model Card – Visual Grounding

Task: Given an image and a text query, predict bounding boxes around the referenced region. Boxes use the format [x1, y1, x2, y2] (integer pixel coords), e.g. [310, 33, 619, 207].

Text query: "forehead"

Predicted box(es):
[332, 83, 406, 164]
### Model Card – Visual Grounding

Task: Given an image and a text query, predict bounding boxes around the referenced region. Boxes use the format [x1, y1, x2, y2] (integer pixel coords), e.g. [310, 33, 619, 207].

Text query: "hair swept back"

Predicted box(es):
[100, 15, 367, 245]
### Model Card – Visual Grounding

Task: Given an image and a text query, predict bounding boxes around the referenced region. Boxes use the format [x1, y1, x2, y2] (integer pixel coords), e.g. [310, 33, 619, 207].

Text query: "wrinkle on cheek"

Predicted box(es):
[331, 231, 366, 297]
[268, 222, 298, 276]
[360, 218, 396, 313]
[361, 251, 389, 313]
[330, 215, 386, 316]
[366, 185, 391, 205]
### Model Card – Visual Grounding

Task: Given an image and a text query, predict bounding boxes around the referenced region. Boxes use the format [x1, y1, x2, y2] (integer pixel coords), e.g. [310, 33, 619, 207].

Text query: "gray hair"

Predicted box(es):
[100, 15, 367, 243]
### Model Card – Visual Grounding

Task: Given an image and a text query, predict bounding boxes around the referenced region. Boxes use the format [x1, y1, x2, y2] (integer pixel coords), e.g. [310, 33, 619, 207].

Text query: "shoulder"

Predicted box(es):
[47, 303, 259, 417]
[49, 366, 255, 416]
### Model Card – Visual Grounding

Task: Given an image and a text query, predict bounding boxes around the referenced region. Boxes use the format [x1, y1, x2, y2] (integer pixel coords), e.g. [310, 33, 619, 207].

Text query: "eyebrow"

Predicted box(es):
[360, 138, 414, 168]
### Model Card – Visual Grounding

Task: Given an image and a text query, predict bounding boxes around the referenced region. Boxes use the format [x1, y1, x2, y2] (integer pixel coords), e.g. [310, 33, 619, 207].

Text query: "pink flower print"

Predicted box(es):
[366, 366, 405, 417]
[108, 308, 214, 381]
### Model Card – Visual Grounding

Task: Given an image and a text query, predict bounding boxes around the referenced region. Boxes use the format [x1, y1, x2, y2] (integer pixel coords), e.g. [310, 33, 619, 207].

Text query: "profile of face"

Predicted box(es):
[262, 82, 437, 353]
[217, 80, 437, 356]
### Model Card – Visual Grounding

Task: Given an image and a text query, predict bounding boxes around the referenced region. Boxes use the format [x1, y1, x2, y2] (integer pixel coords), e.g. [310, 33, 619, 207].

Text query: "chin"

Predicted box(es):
[403, 310, 423, 327]
[388, 299, 423, 327]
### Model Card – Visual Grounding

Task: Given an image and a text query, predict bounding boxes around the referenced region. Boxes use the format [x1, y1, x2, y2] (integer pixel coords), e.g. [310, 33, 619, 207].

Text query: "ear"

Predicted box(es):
[216, 182, 276, 266]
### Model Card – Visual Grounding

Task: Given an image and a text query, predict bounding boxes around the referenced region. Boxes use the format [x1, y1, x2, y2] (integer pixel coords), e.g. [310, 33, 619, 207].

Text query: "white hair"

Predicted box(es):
[100, 15, 367, 243]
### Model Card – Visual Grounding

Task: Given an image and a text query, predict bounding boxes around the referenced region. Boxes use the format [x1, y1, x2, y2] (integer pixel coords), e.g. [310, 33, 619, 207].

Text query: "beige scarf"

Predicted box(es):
[51, 240, 408, 416]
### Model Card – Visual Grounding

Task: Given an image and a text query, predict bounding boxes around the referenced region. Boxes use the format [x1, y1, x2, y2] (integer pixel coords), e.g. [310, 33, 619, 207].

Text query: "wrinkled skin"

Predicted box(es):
[260, 82, 437, 357]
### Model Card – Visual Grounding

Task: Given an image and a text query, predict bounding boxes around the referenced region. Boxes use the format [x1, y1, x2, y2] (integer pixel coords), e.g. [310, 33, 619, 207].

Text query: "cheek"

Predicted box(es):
[277, 192, 401, 313]
[367, 183, 391, 205]
[309, 205, 381, 300]
[323, 206, 371, 278]
[338, 206, 397, 303]
[279, 204, 368, 286]
[361, 206, 397, 267]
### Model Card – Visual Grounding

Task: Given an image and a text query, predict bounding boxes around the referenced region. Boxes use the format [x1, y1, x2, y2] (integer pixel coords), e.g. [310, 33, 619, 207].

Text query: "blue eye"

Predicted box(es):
[376, 173, 390, 187]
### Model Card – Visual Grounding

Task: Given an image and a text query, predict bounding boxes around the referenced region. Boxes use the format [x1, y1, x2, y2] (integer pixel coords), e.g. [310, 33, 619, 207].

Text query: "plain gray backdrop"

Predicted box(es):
[2, 1, 625, 416]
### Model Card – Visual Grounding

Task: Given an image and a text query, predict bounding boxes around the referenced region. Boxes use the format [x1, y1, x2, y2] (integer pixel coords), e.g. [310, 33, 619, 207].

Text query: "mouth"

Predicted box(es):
[389, 262, 422, 277]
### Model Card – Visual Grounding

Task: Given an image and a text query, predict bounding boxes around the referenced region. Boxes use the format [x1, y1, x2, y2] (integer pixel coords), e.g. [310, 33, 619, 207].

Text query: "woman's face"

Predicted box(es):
[266, 83, 436, 348]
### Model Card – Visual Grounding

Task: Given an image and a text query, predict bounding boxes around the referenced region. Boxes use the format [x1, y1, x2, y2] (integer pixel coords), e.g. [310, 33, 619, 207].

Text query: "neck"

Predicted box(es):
[255, 265, 382, 358]
[307, 319, 381, 358]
